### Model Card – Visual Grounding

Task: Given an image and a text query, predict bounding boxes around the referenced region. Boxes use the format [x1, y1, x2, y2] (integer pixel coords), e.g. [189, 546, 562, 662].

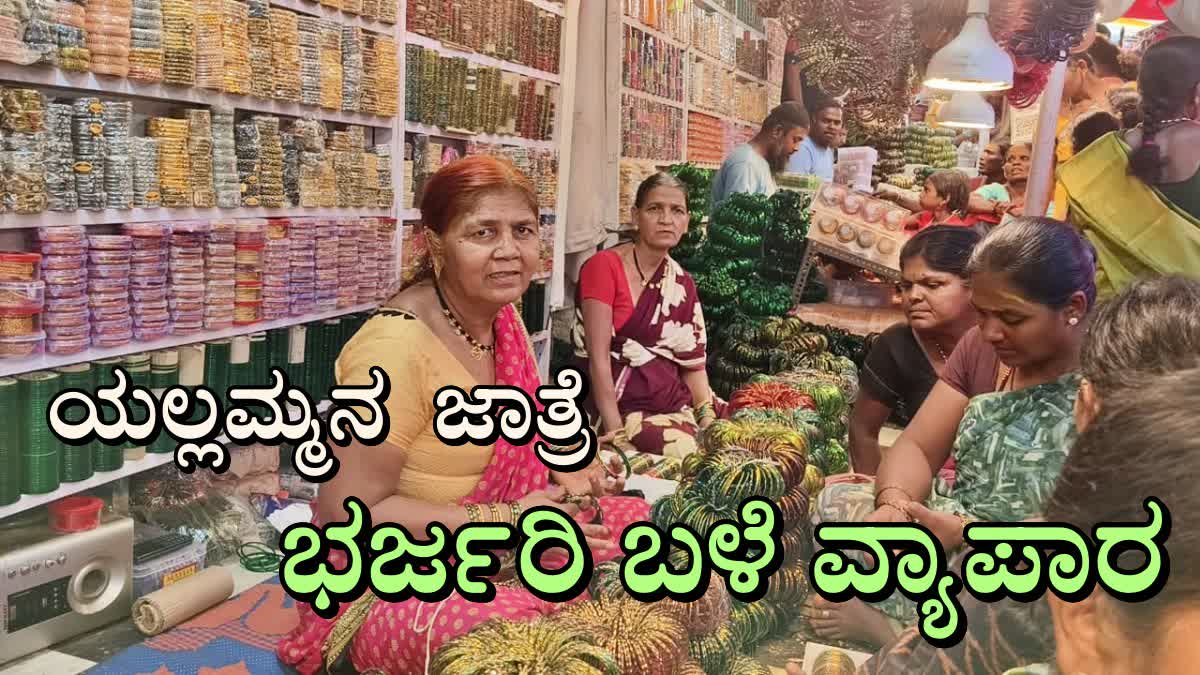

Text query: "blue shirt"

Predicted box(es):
[710, 143, 777, 209]
[786, 136, 835, 181]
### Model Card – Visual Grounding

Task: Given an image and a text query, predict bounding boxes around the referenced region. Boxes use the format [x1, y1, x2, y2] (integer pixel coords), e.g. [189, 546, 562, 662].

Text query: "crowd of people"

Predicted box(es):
[270, 22, 1200, 675]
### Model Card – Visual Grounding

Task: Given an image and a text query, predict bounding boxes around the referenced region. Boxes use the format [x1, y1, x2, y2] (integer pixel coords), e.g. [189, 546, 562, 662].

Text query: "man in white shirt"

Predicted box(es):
[710, 102, 810, 209]
[786, 101, 843, 181]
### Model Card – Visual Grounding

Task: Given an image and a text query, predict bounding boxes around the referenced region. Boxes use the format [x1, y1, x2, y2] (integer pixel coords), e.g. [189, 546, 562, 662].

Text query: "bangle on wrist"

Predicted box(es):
[465, 503, 482, 523]
[875, 485, 915, 507]
[486, 503, 502, 522]
[509, 500, 522, 526]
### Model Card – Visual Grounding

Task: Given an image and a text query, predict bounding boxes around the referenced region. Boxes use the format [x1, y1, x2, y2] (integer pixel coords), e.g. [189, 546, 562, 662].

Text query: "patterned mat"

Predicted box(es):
[87, 577, 297, 675]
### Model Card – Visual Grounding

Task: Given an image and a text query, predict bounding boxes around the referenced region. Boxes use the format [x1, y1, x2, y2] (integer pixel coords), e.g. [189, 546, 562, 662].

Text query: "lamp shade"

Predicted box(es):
[937, 92, 996, 129]
[923, 0, 1014, 92]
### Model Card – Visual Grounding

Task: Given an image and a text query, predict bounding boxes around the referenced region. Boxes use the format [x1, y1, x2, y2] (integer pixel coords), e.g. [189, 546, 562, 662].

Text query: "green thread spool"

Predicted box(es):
[205, 339, 231, 399]
[123, 353, 152, 459]
[149, 349, 180, 454]
[0, 377, 20, 505]
[266, 327, 289, 384]
[54, 363, 95, 483]
[92, 357, 126, 472]
[18, 371, 62, 495]
[249, 332, 267, 385]
[228, 335, 252, 391]
[320, 319, 340, 396]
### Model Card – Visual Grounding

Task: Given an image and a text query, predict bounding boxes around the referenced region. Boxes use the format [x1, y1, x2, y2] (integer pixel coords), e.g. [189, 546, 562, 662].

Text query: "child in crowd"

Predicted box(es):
[903, 170, 971, 231]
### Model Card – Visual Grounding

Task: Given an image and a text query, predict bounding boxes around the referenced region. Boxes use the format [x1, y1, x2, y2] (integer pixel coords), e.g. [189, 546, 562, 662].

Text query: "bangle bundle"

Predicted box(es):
[555, 596, 688, 675]
[430, 618, 619, 675]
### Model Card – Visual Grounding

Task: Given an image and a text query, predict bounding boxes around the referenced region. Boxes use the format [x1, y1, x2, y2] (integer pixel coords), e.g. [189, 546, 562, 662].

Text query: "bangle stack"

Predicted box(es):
[509, 500, 522, 526]
[875, 485, 916, 522]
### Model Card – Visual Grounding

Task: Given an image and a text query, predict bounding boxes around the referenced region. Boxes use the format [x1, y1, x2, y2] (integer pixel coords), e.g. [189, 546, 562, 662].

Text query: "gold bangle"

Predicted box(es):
[875, 485, 915, 507]
[509, 500, 522, 526]
[486, 503, 502, 523]
[465, 503, 482, 523]
[878, 501, 913, 522]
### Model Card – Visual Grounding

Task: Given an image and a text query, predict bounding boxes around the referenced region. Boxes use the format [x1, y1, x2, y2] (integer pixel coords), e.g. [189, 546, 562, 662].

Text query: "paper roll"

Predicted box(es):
[132, 566, 235, 636]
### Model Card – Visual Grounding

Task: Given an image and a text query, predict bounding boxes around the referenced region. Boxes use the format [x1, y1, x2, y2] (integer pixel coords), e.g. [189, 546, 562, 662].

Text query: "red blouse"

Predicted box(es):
[578, 250, 635, 330]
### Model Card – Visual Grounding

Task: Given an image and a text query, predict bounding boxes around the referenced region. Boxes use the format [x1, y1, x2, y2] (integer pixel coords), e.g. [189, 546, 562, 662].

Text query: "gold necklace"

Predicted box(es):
[434, 282, 494, 361]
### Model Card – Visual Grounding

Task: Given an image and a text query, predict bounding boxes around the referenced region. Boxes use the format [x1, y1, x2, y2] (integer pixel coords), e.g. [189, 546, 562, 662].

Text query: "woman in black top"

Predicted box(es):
[848, 226, 982, 474]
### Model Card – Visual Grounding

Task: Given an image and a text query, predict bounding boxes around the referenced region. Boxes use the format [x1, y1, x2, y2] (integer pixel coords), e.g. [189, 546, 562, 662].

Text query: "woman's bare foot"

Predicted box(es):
[804, 596, 897, 649]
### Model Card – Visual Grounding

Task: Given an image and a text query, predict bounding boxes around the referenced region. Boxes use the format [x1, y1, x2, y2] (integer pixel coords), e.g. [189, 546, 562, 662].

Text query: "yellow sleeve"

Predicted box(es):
[334, 315, 433, 452]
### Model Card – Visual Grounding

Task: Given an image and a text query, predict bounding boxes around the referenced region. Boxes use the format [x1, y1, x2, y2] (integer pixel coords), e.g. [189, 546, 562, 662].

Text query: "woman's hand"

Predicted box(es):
[579, 522, 617, 555]
[517, 486, 581, 518]
[864, 502, 912, 524]
[904, 502, 965, 551]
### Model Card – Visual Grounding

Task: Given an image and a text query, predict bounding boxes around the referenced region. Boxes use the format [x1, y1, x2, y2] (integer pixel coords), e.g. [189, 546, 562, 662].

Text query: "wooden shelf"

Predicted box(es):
[621, 15, 690, 49]
[0, 63, 395, 128]
[0, 303, 378, 379]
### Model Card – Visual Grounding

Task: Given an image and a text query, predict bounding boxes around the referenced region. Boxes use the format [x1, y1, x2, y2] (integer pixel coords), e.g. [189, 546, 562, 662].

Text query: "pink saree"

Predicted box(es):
[276, 304, 650, 674]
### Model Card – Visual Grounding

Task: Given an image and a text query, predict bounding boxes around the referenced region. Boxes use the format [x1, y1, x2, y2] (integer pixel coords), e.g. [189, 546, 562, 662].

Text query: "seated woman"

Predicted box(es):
[847, 275, 1200, 674]
[849, 226, 981, 476]
[1016, 366, 1200, 675]
[804, 217, 1096, 649]
[571, 172, 717, 457]
[1059, 36, 1200, 300]
[276, 156, 650, 674]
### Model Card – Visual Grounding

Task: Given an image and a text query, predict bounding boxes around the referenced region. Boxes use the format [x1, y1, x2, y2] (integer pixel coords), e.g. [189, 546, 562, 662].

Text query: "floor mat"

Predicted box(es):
[86, 576, 299, 675]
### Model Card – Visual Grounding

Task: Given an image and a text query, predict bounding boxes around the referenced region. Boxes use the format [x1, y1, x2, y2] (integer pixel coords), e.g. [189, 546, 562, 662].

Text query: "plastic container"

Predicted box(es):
[36, 225, 87, 242]
[88, 264, 131, 280]
[47, 336, 91, 355]
[173, 319, 204, 333]
[131, 250, 168, 264]
[0, 307, 42, 337]
[88, 278, 130, 294]
[87, 235, 133, 250]
[92, 329, 133, 348]
[131, 263, 168, 276]
[0, 281, 46, 311]
[39, 242, 88, 256]
[0, 332, 46, 359]
[131, 288, 168, 302]
[49, 496, 104, 533]
[0, 252, 42, 281]
[133, 325, 171, 341]
[43, 309, 89, 328]
[43, 255, 89, 272]
[43, 268, 88, 285]
[45, 322, 90, 339]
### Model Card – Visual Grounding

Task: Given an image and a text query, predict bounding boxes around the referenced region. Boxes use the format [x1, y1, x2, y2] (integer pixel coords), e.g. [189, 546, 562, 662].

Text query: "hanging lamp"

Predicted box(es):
[937, 91, 997, 129]
[923, 0, 1014, 92]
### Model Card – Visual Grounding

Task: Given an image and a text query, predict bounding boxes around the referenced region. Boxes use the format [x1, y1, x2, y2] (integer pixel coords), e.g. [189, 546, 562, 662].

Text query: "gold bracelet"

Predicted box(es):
[465, 503, 482, 523]
[877, 501, 913, 522]
[875, 485, 915, 507]
[509, 500, 522, 526]
[486, 503, 502, 523]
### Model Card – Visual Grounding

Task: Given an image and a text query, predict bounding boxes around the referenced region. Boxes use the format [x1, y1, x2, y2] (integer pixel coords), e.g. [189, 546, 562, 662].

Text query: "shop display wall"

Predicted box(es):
[0, 0, 576, 519]
[608, 0, 786, 228]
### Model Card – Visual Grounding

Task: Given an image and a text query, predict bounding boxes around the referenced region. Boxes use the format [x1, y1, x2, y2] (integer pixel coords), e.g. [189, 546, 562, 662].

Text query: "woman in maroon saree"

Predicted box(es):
[572, 173, 717, 457]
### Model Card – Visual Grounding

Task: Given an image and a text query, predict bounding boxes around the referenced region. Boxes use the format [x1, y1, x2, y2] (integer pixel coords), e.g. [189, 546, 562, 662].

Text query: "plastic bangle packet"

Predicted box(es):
[129, 274, 166, 289]
[131, 287, 168, 303]
[131, 137, 161, 207]
[168, 299, 203, 313]
[233, 301, 261, 325]
[43, 280, 86, 300]
[42, 103, 78, 211]
[90, 305, 131, 321]
[37, 241, 87, 257]
[87, 264, 130, 280]
[88, 249, 132, 265]
[171, 282, 204, 296]
[0, 332, 47, 358]
[42, 267, 86, 285]
[92, 329, 132, 348]
[133, 324, 169, 341]
[43, 308, 88, 327]
[0, 280, 46, 311]
[132, 304, 168, 320]
[34, 224, 85, 243]
[174, 319, 204, 333]
[0, 305, 42, 336]
[246, 15, 274, 101]
[132, 249, 168, 265]
[46, 320, 89, 338]
[45, 295, 87, 313]
[3, 133, 50, 214]
[45, 335, 89, 355]
[130, 262, 167, 276]
[88, 290, 129, 308]
[88, 234, 132, 250]
[87, 278, 130, 293]
[0, 252, 41, 282]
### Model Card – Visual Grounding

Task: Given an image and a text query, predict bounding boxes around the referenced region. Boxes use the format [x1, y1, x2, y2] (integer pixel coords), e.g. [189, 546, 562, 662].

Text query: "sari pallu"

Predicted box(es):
[1059, 131, 1200, 300]
[810, 374, 1080, 630]
[276, 305, 650, 675]
[571, 255, 708, 457]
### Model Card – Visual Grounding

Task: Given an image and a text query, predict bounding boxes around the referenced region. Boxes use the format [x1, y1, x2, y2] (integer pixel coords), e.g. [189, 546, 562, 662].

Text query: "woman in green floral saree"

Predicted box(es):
[803, 218, 1097, 649]
[1058, 36, 1200, 300]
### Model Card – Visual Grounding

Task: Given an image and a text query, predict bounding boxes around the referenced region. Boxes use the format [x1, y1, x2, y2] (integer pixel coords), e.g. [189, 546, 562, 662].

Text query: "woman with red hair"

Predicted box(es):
[276, 155, 650, 674]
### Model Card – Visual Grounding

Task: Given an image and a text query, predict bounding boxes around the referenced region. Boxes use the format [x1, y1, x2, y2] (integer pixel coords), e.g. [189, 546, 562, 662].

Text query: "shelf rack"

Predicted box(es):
[0, 0, 579, 522]
[0, 401, 334, 520]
